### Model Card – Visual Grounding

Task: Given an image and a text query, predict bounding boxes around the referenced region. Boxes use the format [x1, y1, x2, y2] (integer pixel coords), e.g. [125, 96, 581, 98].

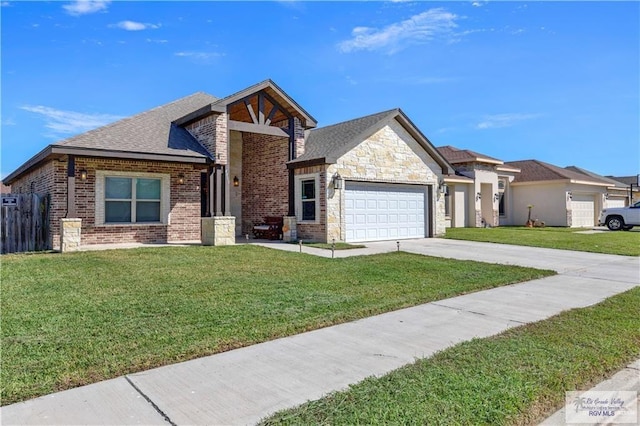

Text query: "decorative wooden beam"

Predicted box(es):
[228, 120, 289, 137]
[265, 105, 279, 126]
[258, 93, 265, 125]
[244, 100, 258, 124]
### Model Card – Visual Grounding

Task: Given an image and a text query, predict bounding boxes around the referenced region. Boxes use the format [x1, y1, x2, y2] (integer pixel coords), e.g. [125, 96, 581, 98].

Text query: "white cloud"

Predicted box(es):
[146, 38, 168, 44]
[111, 21, 160, 31]
[476, 113, 540, 129]
[63, 0, 110, 16]
[338, 8, 460, 54]
[20, 105, 122, 137]
[2, 118, 17, 126]
[174, 51, 224, 62]
[1, 2, 12, 7]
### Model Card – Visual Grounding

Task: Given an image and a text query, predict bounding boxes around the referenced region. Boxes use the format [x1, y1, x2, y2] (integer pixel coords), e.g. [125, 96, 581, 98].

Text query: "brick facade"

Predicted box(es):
[185, 112, 229, 164]
[11, 157, 201, 249]
[241, 133, 290, 235]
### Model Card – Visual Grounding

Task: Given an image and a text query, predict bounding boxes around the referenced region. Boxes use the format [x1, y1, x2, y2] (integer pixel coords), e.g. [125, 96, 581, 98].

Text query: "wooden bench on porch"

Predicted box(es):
[252, 216, 283, 240]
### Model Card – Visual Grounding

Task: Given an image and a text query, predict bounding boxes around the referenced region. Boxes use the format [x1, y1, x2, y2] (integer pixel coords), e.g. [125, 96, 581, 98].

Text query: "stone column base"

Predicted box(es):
[60, 218, 82, 253]
[282, 216, 297, 242]
[202, 216, 235, 246]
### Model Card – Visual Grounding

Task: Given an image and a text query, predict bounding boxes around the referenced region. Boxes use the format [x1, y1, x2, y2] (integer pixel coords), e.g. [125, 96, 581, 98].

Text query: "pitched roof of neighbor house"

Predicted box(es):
[290, 108, 455, 175]
[436, 145, 503, 165]
[565, 166, 627, 188]
[506, 159, 611, 186]
[606, 175, 639, 186]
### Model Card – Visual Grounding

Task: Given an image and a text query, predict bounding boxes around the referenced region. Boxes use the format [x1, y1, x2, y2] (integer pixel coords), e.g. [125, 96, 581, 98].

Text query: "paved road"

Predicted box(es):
[2, 239, 638, 425]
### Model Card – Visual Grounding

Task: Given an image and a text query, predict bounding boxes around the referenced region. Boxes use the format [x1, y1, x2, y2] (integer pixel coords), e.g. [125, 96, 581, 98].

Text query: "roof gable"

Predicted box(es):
[565, 166, 627, 188]
[290, 109, 454, 175]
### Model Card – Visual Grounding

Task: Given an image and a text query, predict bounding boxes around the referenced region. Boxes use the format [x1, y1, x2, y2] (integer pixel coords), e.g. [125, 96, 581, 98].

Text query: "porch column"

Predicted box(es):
[66, 155, 76, 218]
[214, 165, 223, 216]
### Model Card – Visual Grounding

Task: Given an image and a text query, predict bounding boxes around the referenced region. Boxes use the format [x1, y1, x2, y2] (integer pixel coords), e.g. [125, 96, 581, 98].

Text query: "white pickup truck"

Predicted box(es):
[598, 201, 640, 231]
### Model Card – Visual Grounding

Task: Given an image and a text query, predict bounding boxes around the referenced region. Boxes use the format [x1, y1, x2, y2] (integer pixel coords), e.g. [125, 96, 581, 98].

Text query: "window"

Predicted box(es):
[301, 179, 316, 221]
[498, 192, 506, 216]
[105, 177, 161, 223]
[295, 174, 320, 223]
[96, 171, 169, 225]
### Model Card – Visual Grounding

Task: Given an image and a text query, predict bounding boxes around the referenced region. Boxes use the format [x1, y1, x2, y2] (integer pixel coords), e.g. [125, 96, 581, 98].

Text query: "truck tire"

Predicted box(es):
[606, 216, 624, 231]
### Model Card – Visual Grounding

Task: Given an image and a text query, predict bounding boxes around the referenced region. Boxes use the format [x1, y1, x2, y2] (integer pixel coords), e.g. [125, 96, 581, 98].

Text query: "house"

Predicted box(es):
[504, 160, 613, 227]
[606, 175, 640, 204]
[566, 166, 631, 209]
[3, 80, 455, 250]
[436, 146, 521, 228]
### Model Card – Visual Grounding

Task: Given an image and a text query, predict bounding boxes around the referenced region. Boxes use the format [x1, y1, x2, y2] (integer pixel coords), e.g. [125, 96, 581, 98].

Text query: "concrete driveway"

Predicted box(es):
[2, 239, 638, 425]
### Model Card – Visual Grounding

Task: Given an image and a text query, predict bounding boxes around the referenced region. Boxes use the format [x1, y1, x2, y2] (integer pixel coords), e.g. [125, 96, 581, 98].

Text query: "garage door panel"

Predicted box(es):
[345, 182, 428, 242]
[571, 194, 596, 227]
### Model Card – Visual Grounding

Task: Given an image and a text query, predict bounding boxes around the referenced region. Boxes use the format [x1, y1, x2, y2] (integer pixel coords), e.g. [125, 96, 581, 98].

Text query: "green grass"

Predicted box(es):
[1, 245, 553, 405]
[262, 287, 640, 425]
[446, 226, 640, 256]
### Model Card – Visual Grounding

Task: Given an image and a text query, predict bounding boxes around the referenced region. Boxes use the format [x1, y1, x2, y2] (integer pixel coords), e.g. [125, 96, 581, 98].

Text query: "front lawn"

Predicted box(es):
[262, 287, 640, 425]
[446, 226, 640, 256]
[1, 245, 552, 405]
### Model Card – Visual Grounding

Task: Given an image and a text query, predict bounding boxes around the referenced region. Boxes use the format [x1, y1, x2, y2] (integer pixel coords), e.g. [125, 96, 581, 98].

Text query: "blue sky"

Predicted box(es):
[2, 1, 638, 179]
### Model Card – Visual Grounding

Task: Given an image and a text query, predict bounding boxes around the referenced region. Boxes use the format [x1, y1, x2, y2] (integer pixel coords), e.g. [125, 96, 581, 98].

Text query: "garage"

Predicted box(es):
[344, 182, 428, 242]
[571, 194, 596, 227]
[605, 198, 626, 209]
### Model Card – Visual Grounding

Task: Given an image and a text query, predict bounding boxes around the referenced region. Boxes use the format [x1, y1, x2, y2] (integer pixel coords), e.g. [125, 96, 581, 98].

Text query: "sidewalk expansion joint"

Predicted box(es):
[125, 376, 176, 426]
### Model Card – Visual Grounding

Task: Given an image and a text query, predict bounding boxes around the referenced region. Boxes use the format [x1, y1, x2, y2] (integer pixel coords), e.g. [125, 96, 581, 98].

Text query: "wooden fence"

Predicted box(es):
[1, 194, 51, 254]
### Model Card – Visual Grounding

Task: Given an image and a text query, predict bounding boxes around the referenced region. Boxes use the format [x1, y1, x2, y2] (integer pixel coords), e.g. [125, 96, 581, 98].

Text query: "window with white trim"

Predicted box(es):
[96, 171, 170, 225]
[295, 174, 320, 223]
[105, 177, 161, 223]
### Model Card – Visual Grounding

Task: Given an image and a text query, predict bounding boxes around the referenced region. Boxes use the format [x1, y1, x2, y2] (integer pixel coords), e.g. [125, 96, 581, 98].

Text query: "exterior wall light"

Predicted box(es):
[494, 193, 500, 202]
[439, 182, 448, 194]
[233, 176, 240, 187]
[79, 169, 88, 181]
[177, 174, 185, 185]
[567, 191, 573, 201]
[604, 192, 609, 200]
[333, 173, 343, 190]
[476, 192, 482, 201]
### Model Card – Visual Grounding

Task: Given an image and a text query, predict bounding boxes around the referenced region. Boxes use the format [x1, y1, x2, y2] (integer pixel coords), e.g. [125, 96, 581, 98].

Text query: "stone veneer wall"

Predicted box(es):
[241, 133, 289, 235]
[326, 121, 445, 242]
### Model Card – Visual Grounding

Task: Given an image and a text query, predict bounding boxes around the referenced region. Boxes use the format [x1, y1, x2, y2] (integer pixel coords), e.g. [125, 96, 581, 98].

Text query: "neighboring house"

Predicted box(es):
[3, 80, 455, 249]
[606, 175, 640, 204]
[505, 160, 613, 227]
[436, 146, 520, 228]
[566, 166, 630, 208]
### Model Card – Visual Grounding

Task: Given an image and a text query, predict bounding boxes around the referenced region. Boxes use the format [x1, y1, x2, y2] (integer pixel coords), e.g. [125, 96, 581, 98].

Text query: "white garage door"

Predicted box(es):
[571, 194, 595, 227]
[606, 198, 626, 209]
[345, 182, 427, 242]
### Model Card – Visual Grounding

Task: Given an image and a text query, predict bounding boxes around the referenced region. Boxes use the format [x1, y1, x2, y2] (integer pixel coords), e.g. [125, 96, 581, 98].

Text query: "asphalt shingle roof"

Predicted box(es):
[436, 145, 503, 164]
[565, 166, 627, 188]
[291, 109, 399, 163]
[507, 159, 610, 185]
[55, 92, 218, 159]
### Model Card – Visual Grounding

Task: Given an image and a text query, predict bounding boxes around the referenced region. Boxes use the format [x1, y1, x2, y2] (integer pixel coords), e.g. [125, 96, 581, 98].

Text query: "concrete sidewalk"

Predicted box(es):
[2, 239, 638, 425]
